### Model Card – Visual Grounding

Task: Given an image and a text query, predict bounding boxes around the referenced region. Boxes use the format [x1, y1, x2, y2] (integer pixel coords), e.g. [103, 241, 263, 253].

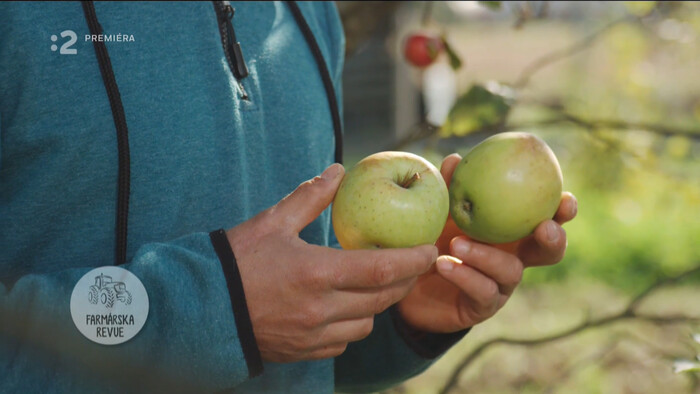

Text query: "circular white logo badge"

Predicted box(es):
[70, 266, 149, 345]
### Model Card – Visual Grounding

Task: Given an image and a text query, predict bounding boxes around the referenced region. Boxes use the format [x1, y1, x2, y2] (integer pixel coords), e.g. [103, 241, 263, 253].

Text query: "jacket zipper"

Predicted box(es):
[213, 1, 250, 100]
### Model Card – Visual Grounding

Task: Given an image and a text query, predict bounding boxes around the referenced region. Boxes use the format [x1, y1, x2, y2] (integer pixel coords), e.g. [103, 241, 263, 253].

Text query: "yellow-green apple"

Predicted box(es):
[332, 151, 449, 249]
[449, 132, 563, 244]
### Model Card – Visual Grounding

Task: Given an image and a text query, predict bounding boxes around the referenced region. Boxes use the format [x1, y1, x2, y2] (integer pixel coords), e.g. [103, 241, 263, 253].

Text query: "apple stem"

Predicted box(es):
[400, 172, 421, 188]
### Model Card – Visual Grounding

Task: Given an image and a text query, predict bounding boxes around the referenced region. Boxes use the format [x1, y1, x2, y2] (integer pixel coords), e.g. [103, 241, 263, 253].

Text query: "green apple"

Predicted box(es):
[449, 132, 562, 244]
[332, 151, 449, 250]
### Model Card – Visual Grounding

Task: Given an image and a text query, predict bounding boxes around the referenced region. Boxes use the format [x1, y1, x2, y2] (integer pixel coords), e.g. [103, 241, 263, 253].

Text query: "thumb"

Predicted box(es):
[440, 153, 462, 188]
[274, 163, 345, 233]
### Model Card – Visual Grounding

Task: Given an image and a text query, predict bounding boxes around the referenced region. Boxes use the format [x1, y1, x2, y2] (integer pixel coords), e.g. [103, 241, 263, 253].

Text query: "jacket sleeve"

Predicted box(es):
[0, 230, 261, 393]
[334, 305, 469, 393]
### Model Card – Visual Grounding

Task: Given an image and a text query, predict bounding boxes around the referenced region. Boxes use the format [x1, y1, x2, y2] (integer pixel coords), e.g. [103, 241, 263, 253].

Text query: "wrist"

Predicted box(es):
[390, 304, 471, 359]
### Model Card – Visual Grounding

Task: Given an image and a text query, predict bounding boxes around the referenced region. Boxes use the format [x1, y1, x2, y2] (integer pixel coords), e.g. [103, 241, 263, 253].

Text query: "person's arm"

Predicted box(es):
[1, 232, 259, 393]
[3, 162, 439, 394]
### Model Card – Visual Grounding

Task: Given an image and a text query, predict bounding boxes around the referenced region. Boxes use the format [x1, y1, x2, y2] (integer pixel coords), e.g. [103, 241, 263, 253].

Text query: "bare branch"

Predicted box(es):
[626, 265, 700, 312]
[439, 263, 700, 394]
[542, 338, 620, 394]
[543, 110, 700, 139]
[421, 1, 434, 27]
[544, 329, 691, 394]
[392, 107, 700, 153]
[389, 121, 441, 151]
[512, 16, 634, 89]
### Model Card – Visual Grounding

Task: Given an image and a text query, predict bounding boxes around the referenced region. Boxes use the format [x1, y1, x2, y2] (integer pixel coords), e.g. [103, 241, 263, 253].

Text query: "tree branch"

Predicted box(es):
[421, 1, 434, 27]
[512, 16, 634, 89]
[389, 121, 442, 151]
[541, 109, 700, 139]
[391, 107, 700, 153]
[626, 265, 700, 312]
[439, 264, 700, 394]
[542, 338, 620, 394]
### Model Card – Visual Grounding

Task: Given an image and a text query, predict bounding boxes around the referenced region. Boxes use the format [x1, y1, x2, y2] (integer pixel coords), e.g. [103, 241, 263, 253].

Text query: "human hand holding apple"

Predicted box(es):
[331, 134, 576, 334]
[225, 164, 438, 362]
[399, 146, 577, 334]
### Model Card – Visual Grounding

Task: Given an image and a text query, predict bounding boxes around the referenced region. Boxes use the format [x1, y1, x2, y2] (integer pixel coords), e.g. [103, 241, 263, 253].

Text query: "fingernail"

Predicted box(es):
[571, 198, 578, 218]
[436, 256, 461, 272]
[321, 164, 341, 180]
[447, 153, 462, 161]
[453, 239, 471, 256]
[546, 221, 559, 243]
[437, 258, 453, 272]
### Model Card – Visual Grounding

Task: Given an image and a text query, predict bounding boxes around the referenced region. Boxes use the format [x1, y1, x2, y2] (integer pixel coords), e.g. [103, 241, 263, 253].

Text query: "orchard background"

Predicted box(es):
[338, 1, 700, 393]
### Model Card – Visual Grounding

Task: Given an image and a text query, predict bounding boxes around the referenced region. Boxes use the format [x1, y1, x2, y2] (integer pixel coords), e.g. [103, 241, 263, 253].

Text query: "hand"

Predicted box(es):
[398, 154, 578, 333]
[226, 164, 437, 362]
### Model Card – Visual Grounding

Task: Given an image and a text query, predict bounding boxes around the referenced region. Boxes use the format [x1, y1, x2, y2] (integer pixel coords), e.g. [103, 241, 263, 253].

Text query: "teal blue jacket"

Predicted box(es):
[0, 2, 465, 392]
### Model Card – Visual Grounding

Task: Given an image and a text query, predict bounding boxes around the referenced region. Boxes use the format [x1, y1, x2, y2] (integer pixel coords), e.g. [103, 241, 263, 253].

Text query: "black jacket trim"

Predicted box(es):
[81, 1, 131, 266]
[209, 229, 264, 378]
[389, 305, 470, 359]
[285, 0, 343, 164]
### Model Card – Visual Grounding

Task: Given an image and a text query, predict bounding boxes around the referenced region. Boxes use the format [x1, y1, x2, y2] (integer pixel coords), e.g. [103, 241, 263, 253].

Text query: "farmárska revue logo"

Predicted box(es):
[71, 266, 149, 345]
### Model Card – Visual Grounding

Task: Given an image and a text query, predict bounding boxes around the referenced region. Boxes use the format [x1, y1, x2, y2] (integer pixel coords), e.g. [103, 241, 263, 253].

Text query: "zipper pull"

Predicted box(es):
[223, 5, 249, 80]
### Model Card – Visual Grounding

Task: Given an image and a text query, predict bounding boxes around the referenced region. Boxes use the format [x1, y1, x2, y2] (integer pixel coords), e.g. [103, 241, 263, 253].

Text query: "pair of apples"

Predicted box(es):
[331, 132, 563, 249]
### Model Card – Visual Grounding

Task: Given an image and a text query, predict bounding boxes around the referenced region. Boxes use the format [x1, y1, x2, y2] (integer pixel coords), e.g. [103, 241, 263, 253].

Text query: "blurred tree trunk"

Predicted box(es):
[336, 1, 402, 56]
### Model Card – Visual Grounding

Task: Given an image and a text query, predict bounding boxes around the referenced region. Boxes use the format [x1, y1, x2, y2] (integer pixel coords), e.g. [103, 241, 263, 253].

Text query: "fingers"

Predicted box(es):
[447, 237, 523, 296]
[330, 278, 417, 320]
[273, 164, 345, 232]
[518, 220, 568, 267]
[325, 244, 438, 289]
[554, 191, 578, 224]
[315, 318, 375, 347]
[304, 343, 349, 360]
[515, 192, 574, 266]
[434, 256, 505, 322]
[440, 153, 462, 187]
[436, 217, 461, 255]
[300, 318, 374, 361]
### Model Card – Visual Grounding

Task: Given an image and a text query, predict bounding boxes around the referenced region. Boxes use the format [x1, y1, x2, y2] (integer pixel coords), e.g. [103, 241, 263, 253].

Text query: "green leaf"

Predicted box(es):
[439, 84, 511, 137]
[441, 36, 463, 71]
[478, 1, 502, 11]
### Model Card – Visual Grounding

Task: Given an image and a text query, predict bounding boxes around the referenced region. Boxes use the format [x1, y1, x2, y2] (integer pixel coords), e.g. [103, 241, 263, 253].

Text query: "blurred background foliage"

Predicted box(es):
[338, 1, 700, 393]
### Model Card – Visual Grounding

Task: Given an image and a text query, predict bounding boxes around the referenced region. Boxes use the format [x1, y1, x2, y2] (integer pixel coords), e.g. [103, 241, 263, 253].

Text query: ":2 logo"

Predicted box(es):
[50, 30, 77, 55]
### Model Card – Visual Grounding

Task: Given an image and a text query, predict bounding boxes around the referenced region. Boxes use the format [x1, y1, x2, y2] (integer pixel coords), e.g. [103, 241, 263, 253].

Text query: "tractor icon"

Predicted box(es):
[88, 273, 132, 308]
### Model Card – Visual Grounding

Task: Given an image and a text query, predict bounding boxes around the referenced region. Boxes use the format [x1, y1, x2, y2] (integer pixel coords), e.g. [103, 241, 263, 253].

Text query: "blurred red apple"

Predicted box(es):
[403, 33, 444, 68]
